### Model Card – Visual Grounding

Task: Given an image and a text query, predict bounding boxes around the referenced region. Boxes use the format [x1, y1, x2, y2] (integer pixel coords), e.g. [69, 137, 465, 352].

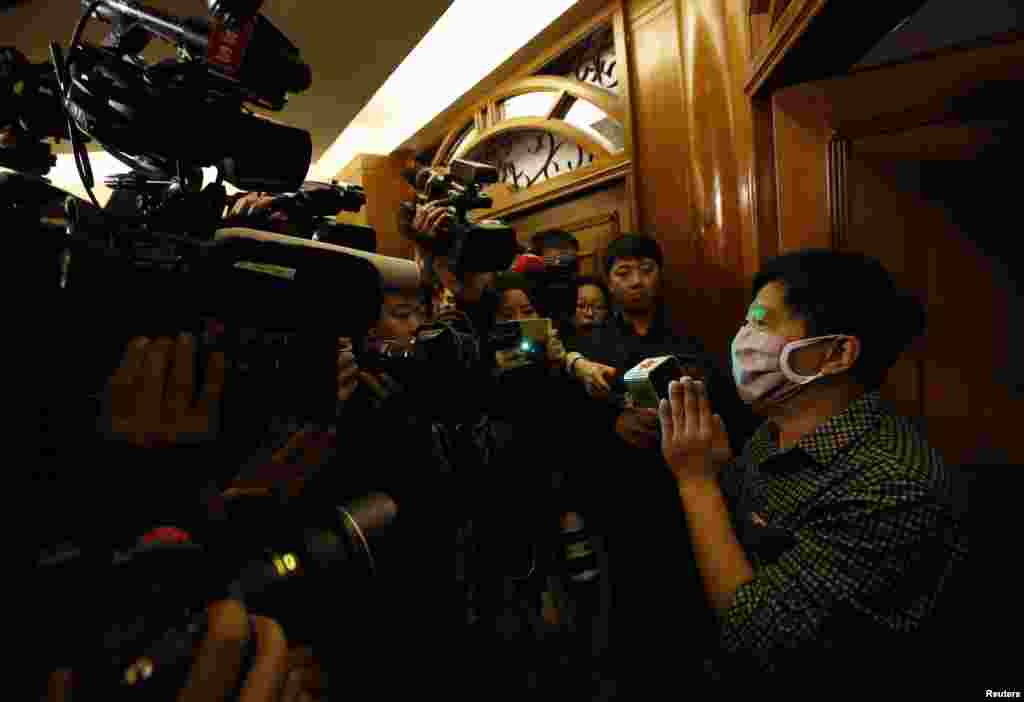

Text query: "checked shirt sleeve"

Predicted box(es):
[720, 475, 947, 667]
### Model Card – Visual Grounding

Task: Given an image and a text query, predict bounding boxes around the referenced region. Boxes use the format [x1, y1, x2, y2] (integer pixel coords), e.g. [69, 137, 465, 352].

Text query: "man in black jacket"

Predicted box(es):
[570, 233, 758, 696]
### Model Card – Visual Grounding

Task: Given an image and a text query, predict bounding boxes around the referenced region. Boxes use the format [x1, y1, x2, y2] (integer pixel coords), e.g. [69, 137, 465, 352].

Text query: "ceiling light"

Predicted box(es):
[310, 0, 580, 181]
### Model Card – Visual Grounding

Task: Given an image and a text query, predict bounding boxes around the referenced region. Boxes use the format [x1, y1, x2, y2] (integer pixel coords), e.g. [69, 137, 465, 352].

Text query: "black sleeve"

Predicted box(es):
[567, 325, 627, 434]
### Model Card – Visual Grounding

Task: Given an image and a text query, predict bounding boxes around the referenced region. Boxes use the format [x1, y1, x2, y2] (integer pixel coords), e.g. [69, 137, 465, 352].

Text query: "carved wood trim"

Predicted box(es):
[547, 90, 571, 120]
[796, 38, 1024, 140]
[512, 2, 622, 86]
[774, 36, 1024, 257]
[473, 155, 631, 220]
[612, 4, 638, 237]
[433, 123, 473, 169]
[554, 211, 622, 268]
[433, 76, 625, 166]
[432, 76, 622, 166]
[827, 136, 850, 251]
[628, 0, 672, 25]
[750, 97, 779, 271]
[746, 0, 828, 97]
[427, 3, 621, 161]
[561, 210, 621, 236]
[451, 116, 616, 163]
[768, 0, 793, 27]
[490, 76, 625, 124]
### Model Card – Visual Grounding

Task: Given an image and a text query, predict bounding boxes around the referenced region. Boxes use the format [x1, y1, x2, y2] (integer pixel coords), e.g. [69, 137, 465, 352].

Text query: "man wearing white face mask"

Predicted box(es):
[656, 249, 966, 693]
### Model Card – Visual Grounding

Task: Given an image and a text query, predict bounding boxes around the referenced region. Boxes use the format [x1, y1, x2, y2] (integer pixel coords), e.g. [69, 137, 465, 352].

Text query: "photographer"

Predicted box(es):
[410, 200, 500, 315]
[403, 189, 587, 694]
[37, 333, 327, 702]
[228, 281, 426, 499]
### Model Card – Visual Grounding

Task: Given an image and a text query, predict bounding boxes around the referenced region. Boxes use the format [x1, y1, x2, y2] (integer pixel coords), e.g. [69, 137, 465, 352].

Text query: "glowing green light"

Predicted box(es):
[749, 304, 767, 322]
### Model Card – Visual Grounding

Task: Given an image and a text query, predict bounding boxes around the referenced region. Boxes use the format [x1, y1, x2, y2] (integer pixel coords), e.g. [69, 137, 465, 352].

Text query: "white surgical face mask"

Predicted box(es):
[731, 324, 851, 406]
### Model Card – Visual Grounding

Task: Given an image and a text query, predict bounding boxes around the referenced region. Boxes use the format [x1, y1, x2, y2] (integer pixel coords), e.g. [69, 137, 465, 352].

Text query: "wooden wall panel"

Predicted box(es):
[767, 39, 1024, 466]
[622, 0, 759, 356]
[771, 84, 832, 252]
[679, 0, 760, 349]
[846, 156, 928, 420]
[624, 0, 703, 341]
[505, 181, 629, 278]
[920, 201, 1022, 465]
[750, 97, 780, 269]
[334, 153, 416, 259]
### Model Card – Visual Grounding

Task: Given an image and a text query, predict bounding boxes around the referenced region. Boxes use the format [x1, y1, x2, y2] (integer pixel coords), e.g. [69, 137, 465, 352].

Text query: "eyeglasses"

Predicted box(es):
[577, 302, 609, 313]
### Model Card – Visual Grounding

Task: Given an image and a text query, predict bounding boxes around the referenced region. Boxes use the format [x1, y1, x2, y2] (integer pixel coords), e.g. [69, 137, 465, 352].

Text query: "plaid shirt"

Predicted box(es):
[715, 390, 966, 674]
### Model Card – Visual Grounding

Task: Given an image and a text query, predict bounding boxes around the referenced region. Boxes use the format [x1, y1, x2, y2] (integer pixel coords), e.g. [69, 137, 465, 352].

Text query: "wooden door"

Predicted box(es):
[770, 38, 1024, 466]
[506, 179, 629, 279]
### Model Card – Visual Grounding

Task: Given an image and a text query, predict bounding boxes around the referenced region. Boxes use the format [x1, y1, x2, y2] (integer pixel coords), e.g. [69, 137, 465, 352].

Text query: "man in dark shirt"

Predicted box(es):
[569, 233, 758, 696]
[656, 248, 966, 694]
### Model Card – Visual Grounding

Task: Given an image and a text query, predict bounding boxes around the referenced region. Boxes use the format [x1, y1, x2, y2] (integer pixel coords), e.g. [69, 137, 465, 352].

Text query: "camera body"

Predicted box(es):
[491, 318, 552, 372]
[34, 491, 395, 698]
[623, 355, 710, 408]
[402, 159, 519, 278]
[222, 180, 370, 242]
[532, 256, 579, 333]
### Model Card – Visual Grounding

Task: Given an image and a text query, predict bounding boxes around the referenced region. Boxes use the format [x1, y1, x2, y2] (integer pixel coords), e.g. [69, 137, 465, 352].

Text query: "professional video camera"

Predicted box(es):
[9, 4, 422, 693]
[3, 0, 428, 441]
[400, 158, 520, 279]
[344, 159, 526, 420]
[220, 178, 379, 251]
[35, 491, 397, 700]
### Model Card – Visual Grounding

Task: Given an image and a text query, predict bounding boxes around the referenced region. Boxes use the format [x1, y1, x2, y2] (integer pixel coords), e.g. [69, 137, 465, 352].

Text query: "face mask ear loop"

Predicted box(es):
[779, 335, 850, 384]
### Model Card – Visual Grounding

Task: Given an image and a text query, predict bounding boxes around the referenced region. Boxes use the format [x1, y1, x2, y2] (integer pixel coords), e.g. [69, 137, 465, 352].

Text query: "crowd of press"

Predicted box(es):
[35, 183, 965, 702]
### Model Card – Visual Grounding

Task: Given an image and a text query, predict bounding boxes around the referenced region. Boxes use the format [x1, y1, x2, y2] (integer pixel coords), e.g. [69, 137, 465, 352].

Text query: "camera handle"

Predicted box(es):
[44, 601, 289, 702]
[144, 601, 290, 702]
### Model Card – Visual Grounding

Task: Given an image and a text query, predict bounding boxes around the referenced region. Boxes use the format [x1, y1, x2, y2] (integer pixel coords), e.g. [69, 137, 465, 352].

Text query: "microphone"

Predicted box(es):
[510, 254, 546, 275]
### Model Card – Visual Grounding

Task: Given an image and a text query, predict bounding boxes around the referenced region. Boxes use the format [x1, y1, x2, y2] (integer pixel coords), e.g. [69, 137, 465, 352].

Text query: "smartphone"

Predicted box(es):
[491, 318, 551, 371]
[624, 355, 708, 408]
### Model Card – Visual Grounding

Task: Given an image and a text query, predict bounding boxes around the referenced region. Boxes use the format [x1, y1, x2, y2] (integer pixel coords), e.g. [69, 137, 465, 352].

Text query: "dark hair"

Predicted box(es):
[752, 248, 926, 391]
[494, 271, 536, 296]
[575, 275, 610, 306]
[605, 232, 664, 274]
[531, 229, 579, 253]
